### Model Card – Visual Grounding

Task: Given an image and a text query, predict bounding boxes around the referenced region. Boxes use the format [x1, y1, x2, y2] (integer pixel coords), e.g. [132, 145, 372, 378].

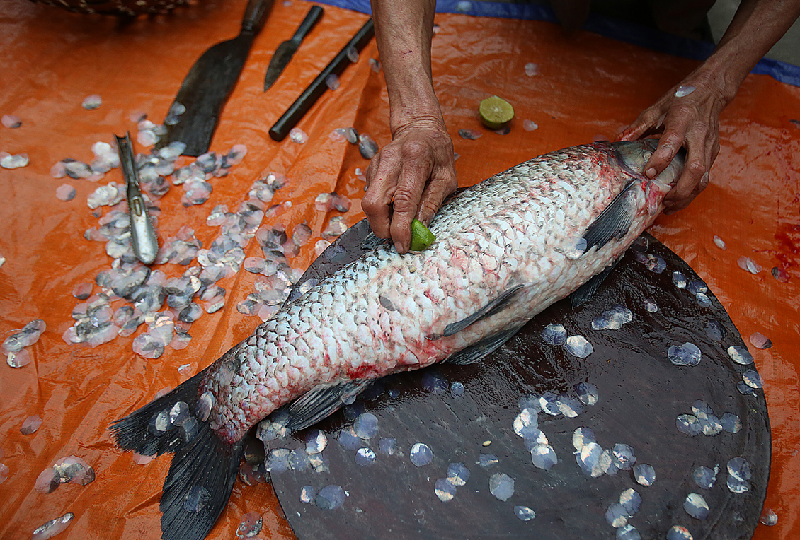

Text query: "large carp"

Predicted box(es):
[112, 140, 685, 540]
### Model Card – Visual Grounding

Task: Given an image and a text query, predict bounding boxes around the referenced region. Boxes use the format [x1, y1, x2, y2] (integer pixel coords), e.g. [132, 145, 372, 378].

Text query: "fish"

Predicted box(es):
[111, 139, 684, 540]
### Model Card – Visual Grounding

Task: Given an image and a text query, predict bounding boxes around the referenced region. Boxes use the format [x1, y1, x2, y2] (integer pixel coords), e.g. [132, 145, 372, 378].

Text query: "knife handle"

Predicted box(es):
[242, 0, 276, 34]
[269, 17, 375, 142]
[292, 5, 324, 42]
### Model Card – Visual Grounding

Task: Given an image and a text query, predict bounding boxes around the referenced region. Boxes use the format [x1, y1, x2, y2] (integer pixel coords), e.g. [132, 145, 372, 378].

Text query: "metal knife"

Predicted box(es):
[116, 133, 159, 265]
[264, 5, 324, 91]
[156, 0, 275, 156]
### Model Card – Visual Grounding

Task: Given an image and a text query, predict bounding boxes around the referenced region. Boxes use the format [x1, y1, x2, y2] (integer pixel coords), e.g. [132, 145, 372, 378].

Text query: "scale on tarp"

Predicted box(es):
[262, 221, 769, 540]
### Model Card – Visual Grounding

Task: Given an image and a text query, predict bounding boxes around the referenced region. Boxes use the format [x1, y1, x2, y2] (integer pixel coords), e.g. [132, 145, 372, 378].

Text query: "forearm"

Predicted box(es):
[700, 0, 800, 102]
[370, 0, 443, 134]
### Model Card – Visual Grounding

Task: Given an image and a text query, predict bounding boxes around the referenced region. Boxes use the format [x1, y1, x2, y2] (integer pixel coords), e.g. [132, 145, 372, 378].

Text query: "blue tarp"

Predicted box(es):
[317, 0, 800, 87]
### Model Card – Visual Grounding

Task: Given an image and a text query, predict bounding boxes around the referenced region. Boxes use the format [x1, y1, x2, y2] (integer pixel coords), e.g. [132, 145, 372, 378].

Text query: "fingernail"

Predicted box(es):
[645, 168, 656, 178]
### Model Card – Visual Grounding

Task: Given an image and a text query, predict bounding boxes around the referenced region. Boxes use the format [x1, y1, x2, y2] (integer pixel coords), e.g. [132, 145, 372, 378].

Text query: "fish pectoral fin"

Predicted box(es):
[285, 380, 372, 431]
[582, 180, 637, 251]
[570, 257, 622, 308]
[445, 325, 524, 365]
[440, 284, 527, 337]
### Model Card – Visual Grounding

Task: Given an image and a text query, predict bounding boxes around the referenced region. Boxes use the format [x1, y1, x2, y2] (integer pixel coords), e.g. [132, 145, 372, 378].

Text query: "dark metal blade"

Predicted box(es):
[157, 0, 275, 156]
[159, 34, 255, 156]
[269, 17, 374, 141]
[263, 39, 300, 92]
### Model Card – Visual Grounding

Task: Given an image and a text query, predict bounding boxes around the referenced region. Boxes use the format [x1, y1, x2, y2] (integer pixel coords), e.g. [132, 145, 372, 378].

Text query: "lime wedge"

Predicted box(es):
[479, 95, 515, 130]
[409, 219, 436, 251]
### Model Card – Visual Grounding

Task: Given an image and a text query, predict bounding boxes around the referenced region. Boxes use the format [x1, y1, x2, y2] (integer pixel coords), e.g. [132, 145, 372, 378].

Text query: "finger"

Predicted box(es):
[362, 153, 400, 239]
[664, 116, 718, 209]
[663, 132, 709, 212]
[390, 142, 433, 253]
[364, 157, 377, 191]
[619, 104, 668, 142]
[643, 110, 691, 178]
[416, 166, 457, 225]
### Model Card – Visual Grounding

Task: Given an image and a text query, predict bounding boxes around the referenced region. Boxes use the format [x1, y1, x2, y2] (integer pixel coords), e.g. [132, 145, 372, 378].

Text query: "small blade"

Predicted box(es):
[264, 5, 324, 92]
[264, 40, 299, 91]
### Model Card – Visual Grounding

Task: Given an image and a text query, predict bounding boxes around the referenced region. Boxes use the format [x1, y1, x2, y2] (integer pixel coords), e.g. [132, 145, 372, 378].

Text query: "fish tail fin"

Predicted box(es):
[110, 370, 206, 456]
[159, 425, 243, 540]
[110, 371, 244, 540]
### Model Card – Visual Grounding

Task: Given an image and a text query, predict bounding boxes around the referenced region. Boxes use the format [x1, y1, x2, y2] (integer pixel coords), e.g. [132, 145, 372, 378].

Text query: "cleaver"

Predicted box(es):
[156, 0, 275, 156]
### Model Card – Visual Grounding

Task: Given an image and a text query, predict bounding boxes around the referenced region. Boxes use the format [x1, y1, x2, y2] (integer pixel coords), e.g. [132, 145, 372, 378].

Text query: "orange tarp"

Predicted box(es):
[0, 0, 798, 539]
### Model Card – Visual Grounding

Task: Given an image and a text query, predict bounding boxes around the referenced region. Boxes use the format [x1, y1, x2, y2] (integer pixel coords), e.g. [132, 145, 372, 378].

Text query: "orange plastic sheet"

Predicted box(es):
[1, 0, 799, 538]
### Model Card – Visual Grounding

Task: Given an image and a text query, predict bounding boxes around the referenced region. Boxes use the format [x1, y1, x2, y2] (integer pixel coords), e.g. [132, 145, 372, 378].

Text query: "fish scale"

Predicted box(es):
[111, 140, 683, 540]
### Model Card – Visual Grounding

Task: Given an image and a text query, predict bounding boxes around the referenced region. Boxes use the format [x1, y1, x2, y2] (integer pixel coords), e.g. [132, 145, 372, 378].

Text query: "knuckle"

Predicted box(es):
[400, 140, 431, 162]
[672, 103, 695, 119]
[686, 160, 706, 177]
[379, 143, 402, 161]
[417, 200, 440, 221]
[671, 182, 695, 200]
[360, 193, 382, 215]
[660, 131, 683, 150]
[392, 186, 419, 212]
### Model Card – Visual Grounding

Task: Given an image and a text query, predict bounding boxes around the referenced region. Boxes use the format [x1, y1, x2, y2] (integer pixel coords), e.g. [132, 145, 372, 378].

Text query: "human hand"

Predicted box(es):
[362, 116, 457, 253]
[619, 74, 731, 213]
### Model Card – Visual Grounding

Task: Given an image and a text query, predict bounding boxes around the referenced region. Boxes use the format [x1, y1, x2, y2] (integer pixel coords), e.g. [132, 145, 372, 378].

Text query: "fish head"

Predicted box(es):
[612, 140, 686, 215]
[612, 139, 685, 190]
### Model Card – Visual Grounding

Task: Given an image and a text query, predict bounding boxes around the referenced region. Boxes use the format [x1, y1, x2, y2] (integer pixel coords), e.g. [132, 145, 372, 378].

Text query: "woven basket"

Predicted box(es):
[28, 0, 191, 16]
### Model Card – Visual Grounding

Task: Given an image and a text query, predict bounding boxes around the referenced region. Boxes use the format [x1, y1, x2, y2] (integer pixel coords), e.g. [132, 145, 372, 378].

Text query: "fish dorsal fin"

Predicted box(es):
[285, 380, 372, 431]
[582, 180, 637, 251]
[445, 325, 524, 365]
[439, 285, 526, 338]
[360, 232, 388, 251]
[570, 257, 622, 308]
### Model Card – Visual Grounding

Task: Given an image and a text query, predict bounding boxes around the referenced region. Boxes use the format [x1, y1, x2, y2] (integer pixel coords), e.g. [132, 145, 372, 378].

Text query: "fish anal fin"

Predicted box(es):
[582, 180, 637, 251]
[441, 284, 526, 337]
[570, 258, 622, 308]
[285, 380, 371, 432]
[445, 325, 523, 365]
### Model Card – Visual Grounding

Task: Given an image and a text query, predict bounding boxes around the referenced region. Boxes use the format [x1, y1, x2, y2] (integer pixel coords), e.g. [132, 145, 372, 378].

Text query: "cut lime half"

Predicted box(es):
[479, 95, 515, 130]
[409, 219, 436, 252]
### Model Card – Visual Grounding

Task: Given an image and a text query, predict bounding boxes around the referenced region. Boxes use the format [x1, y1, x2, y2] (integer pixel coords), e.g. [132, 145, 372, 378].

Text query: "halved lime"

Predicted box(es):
[479, 95, 514, 130]
[409, 219, 436, 251]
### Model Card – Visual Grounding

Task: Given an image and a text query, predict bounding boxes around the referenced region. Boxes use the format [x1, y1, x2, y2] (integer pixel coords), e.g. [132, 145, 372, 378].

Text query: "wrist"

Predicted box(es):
[687, 59, 741, 107]
[392, 113, 448, 142]
[386, 72, 445, 135]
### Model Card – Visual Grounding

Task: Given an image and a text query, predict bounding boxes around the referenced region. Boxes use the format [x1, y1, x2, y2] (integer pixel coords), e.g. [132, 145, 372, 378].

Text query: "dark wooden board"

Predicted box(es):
[262, 221, 769, 540]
